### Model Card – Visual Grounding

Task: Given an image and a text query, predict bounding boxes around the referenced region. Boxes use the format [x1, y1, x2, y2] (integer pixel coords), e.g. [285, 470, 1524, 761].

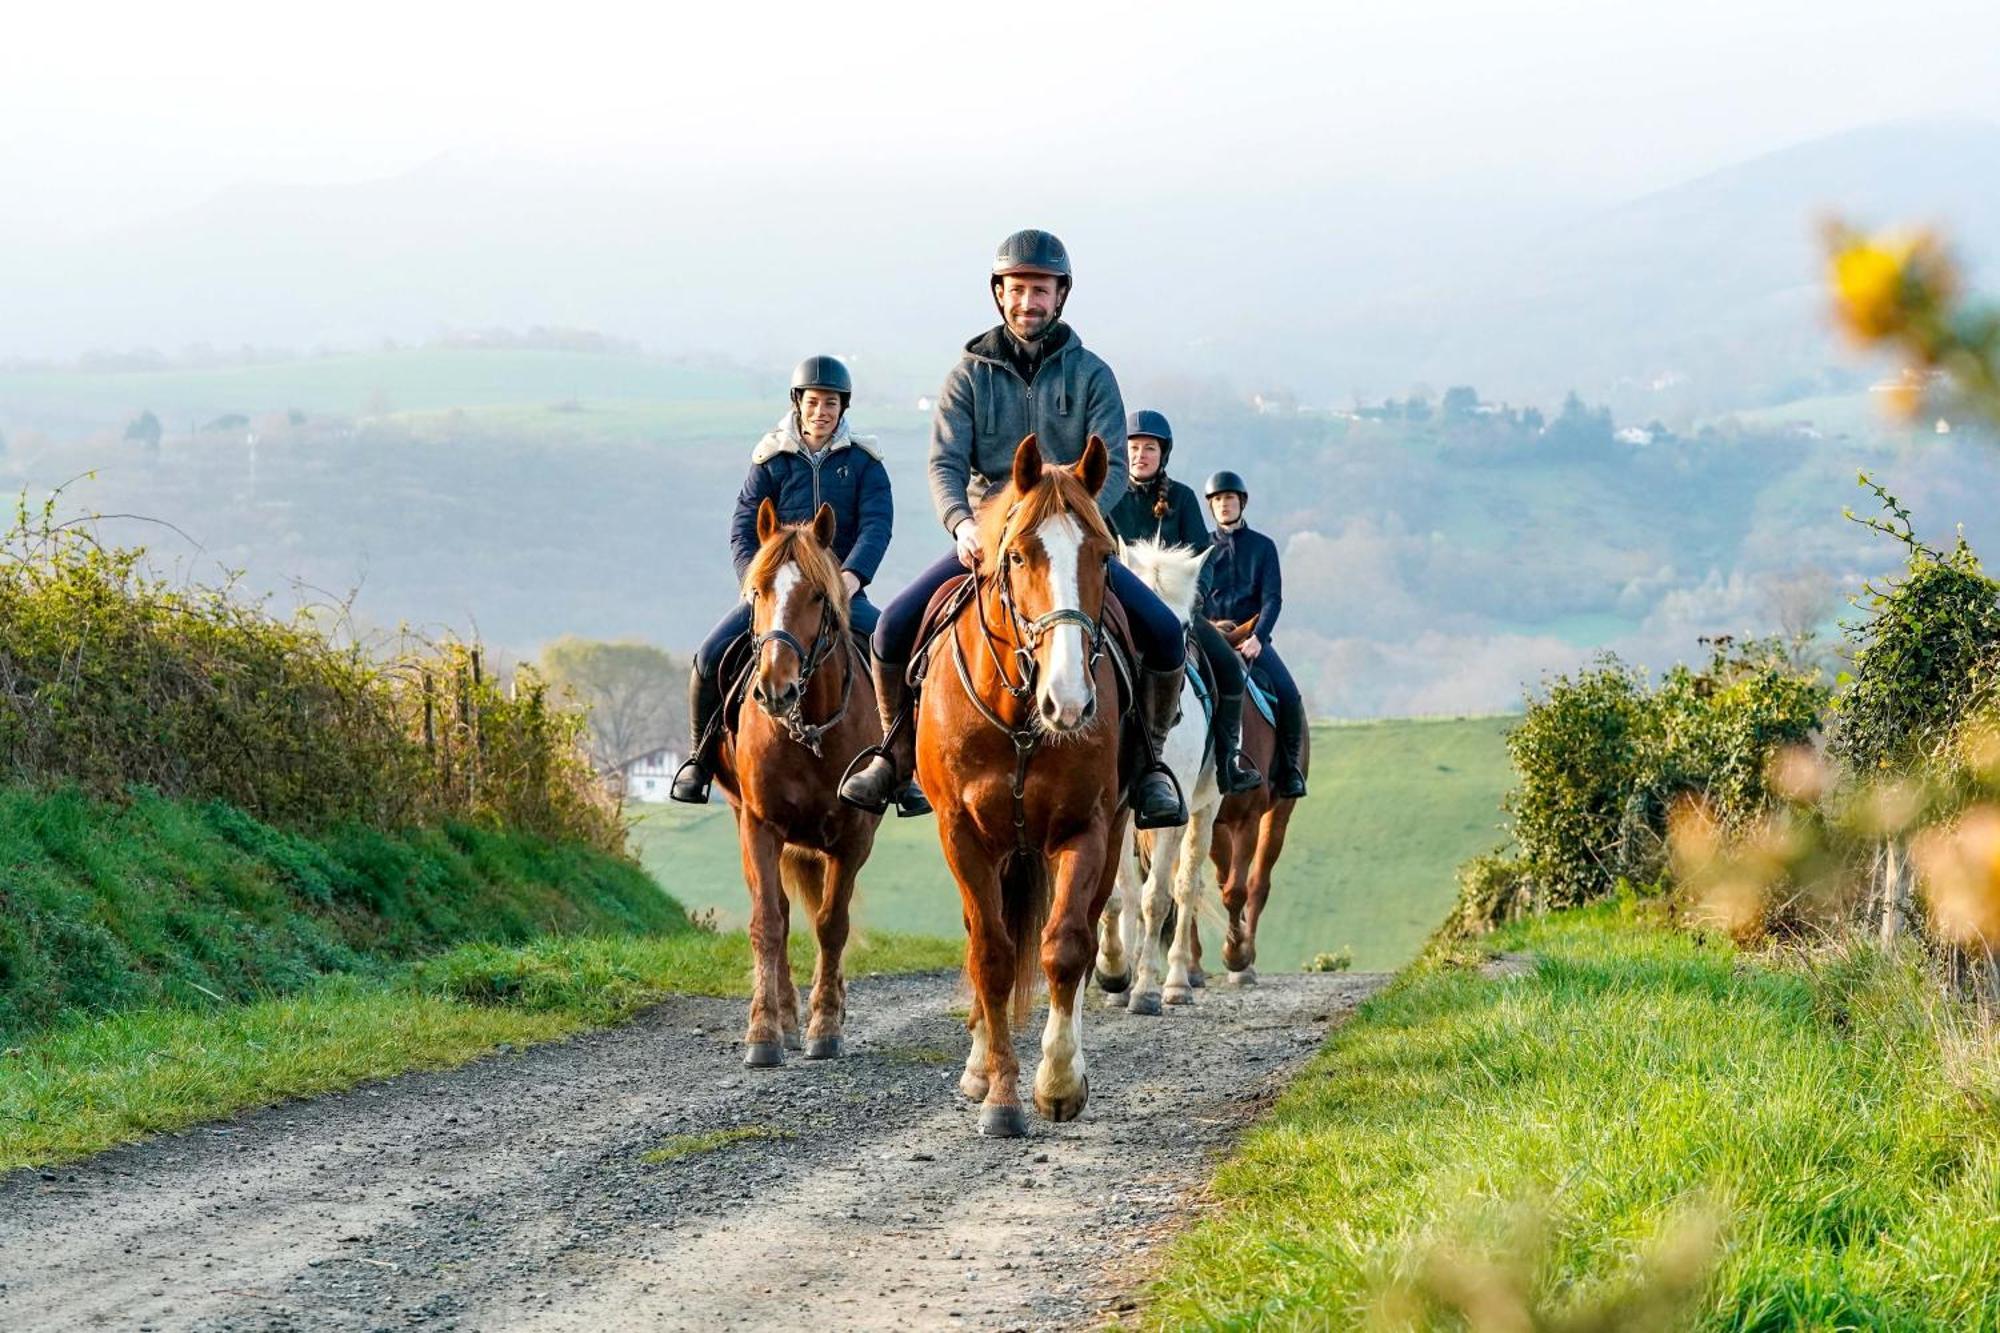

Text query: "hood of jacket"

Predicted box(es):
[751, 413, 880, 466]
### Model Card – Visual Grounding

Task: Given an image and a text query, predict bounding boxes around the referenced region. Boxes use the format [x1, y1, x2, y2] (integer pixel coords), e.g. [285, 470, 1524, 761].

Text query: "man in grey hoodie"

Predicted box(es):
[839, 229, 1191, 829]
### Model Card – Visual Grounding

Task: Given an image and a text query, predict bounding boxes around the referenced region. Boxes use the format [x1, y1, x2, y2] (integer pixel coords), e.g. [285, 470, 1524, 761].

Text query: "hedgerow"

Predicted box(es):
[0, 489, 617, 849]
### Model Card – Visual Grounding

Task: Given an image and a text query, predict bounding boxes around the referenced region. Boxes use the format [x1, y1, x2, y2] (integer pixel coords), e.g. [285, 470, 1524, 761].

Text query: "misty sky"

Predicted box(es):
[12, 0, 2000, 244]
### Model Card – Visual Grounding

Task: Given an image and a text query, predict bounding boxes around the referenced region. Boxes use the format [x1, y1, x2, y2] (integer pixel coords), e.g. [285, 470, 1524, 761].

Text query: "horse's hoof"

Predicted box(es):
[743, 1041, 786, 1068]
[1097, 969, 1131, 995]
[1104, 990, 1129, 1009]
[960, 1070, 991, 1100]
[1163, 985, 1195, 1006]
[978, 1104, 1029, 1138]
[1188, 966, 1207, 988]
[1226, 967, 1259, 987]
[1129, 992, 1163, 1016]
[1035, 1077, 1089, 1123]
[804, 1035, 843, 1060]
[782, 1030, 803, 1052]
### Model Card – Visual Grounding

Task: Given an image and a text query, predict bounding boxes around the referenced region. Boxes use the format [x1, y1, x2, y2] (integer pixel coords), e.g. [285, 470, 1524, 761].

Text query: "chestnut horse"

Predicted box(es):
[1203, 615, 1310, 984]
[711, 499, 883, 1065]
[919, 435, 1127, 1137]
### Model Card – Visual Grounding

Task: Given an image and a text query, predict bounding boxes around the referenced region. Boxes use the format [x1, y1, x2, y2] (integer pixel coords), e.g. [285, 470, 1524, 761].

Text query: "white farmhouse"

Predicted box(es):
[618, 747, 685, 803]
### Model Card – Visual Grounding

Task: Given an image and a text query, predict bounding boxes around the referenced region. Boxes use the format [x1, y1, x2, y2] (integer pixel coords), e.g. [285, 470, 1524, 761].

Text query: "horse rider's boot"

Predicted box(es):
[1272, 692, 1309, 800]
[839, 658, 923, 815]
[1213, 684, 1264, 795]
[669, 668, 724, 804]
[1132, 666, 1191, 830]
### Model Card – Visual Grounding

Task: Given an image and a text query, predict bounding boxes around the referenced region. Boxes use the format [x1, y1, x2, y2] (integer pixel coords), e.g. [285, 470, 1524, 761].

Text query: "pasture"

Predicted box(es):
[629, 713, 1515, 973]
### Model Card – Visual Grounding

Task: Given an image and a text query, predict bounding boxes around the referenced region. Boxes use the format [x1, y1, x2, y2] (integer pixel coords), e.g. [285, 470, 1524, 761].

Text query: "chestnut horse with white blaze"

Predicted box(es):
[1204, 615, 1310, 984]
[919, 435, 1128, 1138]
[711, 499, 883, 1065]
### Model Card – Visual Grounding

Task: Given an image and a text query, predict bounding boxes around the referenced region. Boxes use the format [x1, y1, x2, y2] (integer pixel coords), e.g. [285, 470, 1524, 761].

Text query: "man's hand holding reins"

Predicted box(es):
[954, 518, 982, 569]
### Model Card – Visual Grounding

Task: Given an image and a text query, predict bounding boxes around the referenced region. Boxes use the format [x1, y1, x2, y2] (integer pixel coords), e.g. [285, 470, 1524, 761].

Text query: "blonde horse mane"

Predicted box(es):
[742, 521, 850, 632]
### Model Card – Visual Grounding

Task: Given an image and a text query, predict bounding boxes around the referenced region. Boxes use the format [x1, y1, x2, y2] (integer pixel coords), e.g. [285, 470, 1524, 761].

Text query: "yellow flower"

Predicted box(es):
[1830, 235, 1916, 341]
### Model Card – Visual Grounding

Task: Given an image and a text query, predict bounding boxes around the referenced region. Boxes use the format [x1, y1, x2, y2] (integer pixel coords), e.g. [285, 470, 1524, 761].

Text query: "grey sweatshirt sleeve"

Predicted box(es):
[1084, 358, 1129, 515]
[928, 361, 978, 536]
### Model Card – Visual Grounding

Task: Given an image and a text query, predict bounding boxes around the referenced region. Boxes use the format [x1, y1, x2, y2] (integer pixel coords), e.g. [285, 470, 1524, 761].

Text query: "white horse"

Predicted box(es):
[1095, 538, 1222, 1015]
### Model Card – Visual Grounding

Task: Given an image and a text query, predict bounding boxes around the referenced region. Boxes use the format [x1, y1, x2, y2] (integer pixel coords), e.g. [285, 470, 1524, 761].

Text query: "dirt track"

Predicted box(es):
[0, 969, 1383, 1331]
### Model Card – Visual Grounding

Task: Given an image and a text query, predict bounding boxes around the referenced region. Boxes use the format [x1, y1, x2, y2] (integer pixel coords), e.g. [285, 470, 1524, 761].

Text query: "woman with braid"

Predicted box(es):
[1106, 410, 1262, 794]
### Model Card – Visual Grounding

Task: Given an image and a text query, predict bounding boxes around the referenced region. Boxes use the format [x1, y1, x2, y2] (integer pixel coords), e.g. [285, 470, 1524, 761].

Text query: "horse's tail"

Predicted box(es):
[999, 849, 1049, 1025]
[780, 845, 824, 917]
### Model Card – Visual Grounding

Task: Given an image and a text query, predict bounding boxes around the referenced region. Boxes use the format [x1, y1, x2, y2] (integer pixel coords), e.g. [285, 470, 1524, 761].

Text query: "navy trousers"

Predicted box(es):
[1248, 643, 1303, 721]
[872, 551, 1185, 671]
[695, 594, 878, 681]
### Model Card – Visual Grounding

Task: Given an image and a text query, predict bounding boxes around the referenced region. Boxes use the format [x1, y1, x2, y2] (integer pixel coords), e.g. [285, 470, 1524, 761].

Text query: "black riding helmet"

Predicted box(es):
[991, 229, 1072, 322]
[790, 355, 853, 417]
[1204, 470, 1248, 500]
[1127, 409, 1173, 463]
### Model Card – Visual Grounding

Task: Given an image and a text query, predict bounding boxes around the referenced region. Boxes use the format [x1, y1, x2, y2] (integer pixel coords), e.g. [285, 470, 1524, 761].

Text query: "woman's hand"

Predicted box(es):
[1239, 636, 1263, 662]
[841, 570, 862, 598]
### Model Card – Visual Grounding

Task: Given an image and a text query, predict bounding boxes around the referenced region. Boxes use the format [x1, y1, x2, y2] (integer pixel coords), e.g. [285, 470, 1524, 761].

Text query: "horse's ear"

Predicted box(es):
[1012, 434, 1044, 494]
[811, 502, 836, 549]
[756, 497, 780, 545]
[1078, 434, 1109, 496]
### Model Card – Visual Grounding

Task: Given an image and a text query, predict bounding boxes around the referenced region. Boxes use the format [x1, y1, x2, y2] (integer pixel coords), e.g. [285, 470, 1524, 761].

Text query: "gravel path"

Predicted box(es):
[0, 969, 1384, 1331]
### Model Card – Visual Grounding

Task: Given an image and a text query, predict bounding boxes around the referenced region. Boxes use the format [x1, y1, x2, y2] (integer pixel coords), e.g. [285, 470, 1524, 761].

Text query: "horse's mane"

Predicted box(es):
[979, 461, 1113, 557]
[1119, 538, 1207, 624]
[742, 522, 850, 630]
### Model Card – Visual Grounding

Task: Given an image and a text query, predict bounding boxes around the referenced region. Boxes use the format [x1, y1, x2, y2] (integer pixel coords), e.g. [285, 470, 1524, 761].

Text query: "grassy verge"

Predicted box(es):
[0, 785, 682, 1039]
[0, 928, 959, 1171]
[1144, 905, 2000, 1330]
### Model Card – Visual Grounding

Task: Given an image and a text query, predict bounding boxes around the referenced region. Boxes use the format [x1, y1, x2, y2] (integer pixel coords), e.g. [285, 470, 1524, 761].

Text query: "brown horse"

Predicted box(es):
[918, 435, 1127, 1137]
[711, 499, 883, 1065]
[1204, 616, 1310, 984]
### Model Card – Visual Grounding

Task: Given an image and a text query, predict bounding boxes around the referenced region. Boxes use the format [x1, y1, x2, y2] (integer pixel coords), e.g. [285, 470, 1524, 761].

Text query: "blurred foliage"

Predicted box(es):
[0, 485, 618, 850]
[1827, 221, 2000, 424]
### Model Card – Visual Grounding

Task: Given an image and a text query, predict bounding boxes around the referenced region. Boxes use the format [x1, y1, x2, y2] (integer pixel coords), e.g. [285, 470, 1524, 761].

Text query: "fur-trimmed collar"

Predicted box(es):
[750, 413, 880, 466]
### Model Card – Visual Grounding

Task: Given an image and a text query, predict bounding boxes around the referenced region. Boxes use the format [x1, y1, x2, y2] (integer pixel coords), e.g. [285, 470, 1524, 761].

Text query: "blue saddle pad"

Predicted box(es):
[1186, 644, 1276, 727]
[1245, 672, 1277, 726]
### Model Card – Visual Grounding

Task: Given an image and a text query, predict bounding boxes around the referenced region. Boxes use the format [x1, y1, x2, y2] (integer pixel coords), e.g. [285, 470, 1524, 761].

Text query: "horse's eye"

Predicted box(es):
[1008, 550, 1023, 565]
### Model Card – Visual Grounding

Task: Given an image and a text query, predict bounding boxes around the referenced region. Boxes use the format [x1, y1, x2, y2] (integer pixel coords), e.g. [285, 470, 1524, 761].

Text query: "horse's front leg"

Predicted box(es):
[1162, 805, 1214, 1005]
[737, 818, 789, 1067]
[1128, 827, 1174, 1017]
[778, 880, 802, 1050]
[939, 814, 1021, 1135]
[1036, 829, 1114, 1122]
[804, 848, 858, 1059]
[1094, 823, 1136, 1005]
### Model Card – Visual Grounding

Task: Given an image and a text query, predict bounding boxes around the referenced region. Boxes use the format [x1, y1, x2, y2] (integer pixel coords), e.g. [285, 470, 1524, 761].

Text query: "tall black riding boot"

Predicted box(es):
[838, 658, 930, 816]
[669, 668, 724, 804]
[1212, 684, 1264, 795]
[1272, 690, 1309, 800]
[1132, 666, 1191, 830]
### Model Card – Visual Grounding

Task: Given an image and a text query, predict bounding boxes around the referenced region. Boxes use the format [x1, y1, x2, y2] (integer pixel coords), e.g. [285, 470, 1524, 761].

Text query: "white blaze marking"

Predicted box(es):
[1036, 515, 1091, 728]
[763, 564, 804, 675]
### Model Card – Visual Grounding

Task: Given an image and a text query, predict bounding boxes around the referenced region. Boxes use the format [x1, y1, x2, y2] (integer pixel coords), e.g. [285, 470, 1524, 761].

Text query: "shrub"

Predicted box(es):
[0, 489, 618, 850]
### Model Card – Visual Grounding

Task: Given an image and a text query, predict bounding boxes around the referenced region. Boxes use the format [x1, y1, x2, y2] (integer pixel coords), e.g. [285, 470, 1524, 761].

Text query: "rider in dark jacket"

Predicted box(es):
[670, 356, 893, 803]
[1198, 470, 1308, 798]
[838, 229, 1193, 829]
[1106, 410, 1260, 795]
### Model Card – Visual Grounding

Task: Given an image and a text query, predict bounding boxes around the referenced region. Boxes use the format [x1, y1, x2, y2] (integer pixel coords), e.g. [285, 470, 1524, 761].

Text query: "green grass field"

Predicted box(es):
[1143, 905, 2000, 1330]
[630, 715, 1515, 973]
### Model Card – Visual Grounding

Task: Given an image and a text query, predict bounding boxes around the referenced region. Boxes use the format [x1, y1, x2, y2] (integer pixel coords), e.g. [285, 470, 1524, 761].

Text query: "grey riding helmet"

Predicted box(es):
[1127, 409, 1173, 462]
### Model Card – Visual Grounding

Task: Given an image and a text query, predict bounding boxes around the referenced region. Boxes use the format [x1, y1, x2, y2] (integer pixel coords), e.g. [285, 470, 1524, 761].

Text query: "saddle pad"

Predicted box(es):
[1245, 667, 1277, 726]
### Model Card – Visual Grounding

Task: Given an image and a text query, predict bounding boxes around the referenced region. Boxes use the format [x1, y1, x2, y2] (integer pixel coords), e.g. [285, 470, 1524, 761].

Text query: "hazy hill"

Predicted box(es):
[8, 121, 1997, 414]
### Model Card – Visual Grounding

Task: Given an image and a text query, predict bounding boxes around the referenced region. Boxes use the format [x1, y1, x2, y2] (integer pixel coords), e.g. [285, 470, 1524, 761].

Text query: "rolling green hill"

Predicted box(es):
[629, 715, 1515, 973]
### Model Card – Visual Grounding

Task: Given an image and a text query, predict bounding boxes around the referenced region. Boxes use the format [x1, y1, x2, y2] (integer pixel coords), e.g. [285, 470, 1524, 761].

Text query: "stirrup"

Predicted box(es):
[838, 746, 899, 814]
[1131, 763, 1188, 830]
[1220, 752, 1264, 796]
[894, 780, 933, 818]
[668, 757, 712, 805]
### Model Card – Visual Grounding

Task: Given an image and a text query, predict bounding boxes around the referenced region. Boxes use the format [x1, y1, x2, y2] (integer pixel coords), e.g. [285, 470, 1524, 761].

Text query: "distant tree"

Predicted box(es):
[1403, 395, 1434, 423]
[1519, 406, 1546, 433]
[1761, 566, 1840, 674]
[538, 636, 687, 773]
[1545, 390, 1615, 452]
[123, 409, 163, 449]
[1441, 385, 1480, 423]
